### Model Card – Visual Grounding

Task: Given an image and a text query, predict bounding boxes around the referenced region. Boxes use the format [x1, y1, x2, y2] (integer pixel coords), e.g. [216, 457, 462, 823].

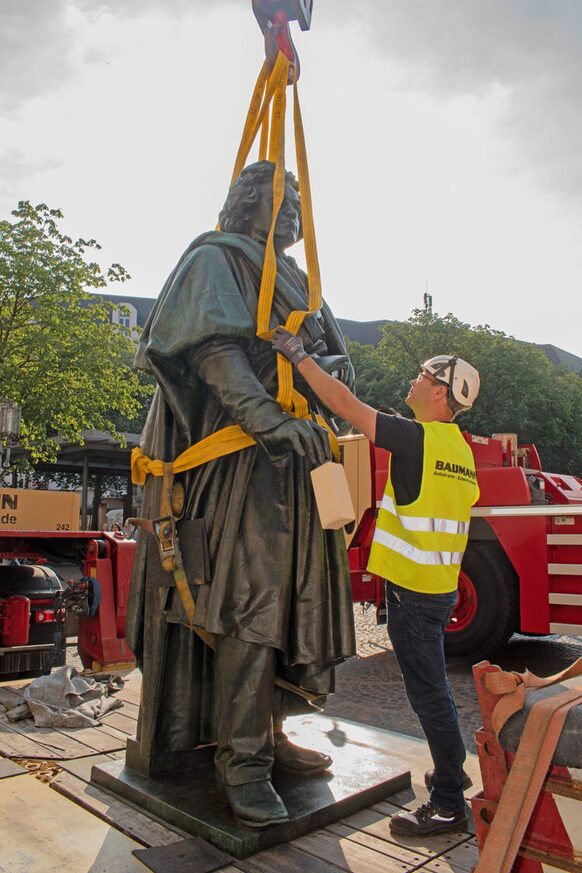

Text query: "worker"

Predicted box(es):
[127, 161, 356, 829]
[272, 327, 480, 837]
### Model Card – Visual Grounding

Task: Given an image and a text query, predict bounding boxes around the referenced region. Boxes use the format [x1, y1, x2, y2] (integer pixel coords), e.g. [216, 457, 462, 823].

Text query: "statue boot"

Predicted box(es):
[272, 687, 333, 776]
[273, 728, 332, 776]
[214, 636, 289, 828]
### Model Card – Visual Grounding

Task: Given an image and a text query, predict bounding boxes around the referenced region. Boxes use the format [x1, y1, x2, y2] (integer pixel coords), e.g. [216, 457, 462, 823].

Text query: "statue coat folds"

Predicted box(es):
[126, 231, 356, 759]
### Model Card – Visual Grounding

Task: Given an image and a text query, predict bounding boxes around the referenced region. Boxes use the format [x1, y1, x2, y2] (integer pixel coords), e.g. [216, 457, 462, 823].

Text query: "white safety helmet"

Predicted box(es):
[421, 355, 480, 415]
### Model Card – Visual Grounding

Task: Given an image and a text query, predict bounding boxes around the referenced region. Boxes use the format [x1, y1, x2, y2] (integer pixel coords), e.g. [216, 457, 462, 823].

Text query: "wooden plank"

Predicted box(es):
[325, 821, 430, 866]
[0, 723, 63, 759]
[58, 724, 128, 754]
[59, 753, 122, 782]
[116, 699, 140, 719]
[0, 770, 146, 872]
[51, 770, 186, 848]
[1, 714, 127, 760]
[0, 758, 28, 779]
[114, 671, 142, 705]
[97, 719, 131, 737]
[118, 688, 142, 706]
[6, 718, 109, 758]
[291, 829, 406, 873]
[0, 686, 24, 706]
[339, 804, 471, 858]
[235, 843, 342, 873]
[422, 838, 479, 872]
[101, 710, 138, 735]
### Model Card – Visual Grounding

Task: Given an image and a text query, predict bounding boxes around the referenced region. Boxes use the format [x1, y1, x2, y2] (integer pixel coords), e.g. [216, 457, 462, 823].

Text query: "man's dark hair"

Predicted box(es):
[218, 160, 300, 236]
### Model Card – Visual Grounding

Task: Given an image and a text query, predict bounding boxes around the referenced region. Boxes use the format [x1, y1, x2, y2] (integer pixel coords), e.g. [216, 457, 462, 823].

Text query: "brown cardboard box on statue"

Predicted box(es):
[310, 462, 356, 530]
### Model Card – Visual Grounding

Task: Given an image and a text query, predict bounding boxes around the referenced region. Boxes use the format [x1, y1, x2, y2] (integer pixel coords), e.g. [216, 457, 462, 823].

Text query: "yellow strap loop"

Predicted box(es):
[136, 56, 340, 487]
[131, 426, 256, 486]
[229, 53, 289, 188]
[131, 411, 339, 487]
[293, 80, 322, 314]
[256, 57, 290, 340]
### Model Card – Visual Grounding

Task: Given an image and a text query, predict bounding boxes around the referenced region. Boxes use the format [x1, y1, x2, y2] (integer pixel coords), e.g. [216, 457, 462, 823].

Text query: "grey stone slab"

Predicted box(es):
[59, 752, 120, 782]
[133, 837, 233, 873]
[0, 757, 27, 779]
[92, 716, 410, 860]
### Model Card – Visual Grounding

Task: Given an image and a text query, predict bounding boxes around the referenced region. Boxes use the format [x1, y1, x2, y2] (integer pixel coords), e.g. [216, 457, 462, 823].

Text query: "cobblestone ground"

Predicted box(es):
[324, 605, 582, 754]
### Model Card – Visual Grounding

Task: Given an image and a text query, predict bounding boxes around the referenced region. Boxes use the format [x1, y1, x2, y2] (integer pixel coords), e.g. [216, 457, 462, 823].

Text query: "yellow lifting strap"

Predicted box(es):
[132, 51, 333, 487]
[131, 413, 339, 486]
[228, 52, 322, 418]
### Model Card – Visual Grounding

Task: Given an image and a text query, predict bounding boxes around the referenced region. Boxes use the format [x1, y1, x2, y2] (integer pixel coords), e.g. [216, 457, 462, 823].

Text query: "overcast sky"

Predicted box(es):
[1, 1, 581, 356]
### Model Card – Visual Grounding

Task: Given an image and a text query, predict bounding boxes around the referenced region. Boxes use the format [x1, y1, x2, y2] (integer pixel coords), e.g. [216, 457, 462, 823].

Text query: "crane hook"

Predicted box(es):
[252, 1, 313, 83]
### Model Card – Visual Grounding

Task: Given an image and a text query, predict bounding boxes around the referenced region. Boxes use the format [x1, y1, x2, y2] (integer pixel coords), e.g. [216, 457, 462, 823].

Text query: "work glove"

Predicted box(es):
[257, 418, 331, 467]
[272, 327, 309, 366]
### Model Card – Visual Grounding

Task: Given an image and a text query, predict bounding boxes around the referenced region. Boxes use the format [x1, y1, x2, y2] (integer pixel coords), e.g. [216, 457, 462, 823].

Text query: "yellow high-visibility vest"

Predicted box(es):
[367, 421, 479, 594]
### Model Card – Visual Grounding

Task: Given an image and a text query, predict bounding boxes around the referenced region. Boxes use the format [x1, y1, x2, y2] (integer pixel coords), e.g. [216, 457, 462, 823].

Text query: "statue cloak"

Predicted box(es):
[126, 232, 356, 757]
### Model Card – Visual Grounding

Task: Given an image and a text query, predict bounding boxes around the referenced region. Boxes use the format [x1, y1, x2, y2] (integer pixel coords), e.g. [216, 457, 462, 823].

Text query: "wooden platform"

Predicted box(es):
[0, 669, 479, 872]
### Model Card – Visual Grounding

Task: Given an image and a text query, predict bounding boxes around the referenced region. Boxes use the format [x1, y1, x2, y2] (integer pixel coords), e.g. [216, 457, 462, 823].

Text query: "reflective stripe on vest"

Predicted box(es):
[373, 527, 466, 566]
[367, 421, 479, 594]
[379, 494, 470, 536]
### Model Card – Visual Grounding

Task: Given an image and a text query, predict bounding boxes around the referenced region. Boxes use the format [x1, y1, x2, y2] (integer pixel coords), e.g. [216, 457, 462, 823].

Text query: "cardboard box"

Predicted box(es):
[338, 433, 373, 546]
[0, 489, 80, 531]
[310, 462, 356, 530]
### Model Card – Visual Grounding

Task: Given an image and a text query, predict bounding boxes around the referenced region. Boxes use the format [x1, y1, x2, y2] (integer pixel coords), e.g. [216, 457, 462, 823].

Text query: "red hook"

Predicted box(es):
[252, 1, 313, 83]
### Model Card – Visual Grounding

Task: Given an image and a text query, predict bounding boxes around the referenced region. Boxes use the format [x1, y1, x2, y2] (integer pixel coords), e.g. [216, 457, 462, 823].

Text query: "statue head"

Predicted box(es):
[218, 160, 302, 251]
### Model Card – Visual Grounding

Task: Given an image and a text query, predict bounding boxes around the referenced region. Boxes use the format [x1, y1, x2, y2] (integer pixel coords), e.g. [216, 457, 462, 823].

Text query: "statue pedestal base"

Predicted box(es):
[91, 714, 410, 860]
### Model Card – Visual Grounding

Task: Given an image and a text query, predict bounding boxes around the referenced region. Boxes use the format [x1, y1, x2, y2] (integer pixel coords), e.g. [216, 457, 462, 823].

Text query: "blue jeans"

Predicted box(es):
[386, 581, 466, 812]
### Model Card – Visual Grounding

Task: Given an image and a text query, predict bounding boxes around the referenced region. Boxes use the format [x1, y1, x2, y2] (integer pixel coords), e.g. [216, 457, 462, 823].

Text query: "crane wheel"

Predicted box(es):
[444, 541, 519, 662]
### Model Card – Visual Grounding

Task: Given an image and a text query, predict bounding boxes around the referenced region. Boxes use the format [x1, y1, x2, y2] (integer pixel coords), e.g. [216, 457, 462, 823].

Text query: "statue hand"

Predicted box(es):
[257, 418, 331, 467]
[272, 327, 309, 366]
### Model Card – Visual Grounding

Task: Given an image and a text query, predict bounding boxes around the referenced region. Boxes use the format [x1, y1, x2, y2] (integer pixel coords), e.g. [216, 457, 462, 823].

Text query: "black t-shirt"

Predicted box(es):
[374, 413, 424, 506]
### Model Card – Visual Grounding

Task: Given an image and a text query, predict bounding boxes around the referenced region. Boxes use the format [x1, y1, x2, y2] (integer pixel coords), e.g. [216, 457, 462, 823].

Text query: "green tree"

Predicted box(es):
[346, 340, 402, 412]
[0, 201, 153, 463]
[348, 310, 582, 475]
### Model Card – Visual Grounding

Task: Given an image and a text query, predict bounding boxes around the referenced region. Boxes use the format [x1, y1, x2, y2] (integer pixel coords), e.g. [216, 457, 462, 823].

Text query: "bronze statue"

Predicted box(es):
[126, 160, 356, 827]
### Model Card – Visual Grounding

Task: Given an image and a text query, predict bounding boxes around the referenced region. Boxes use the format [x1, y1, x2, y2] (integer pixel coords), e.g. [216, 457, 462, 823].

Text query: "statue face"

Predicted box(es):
[248, 181, 301, 251]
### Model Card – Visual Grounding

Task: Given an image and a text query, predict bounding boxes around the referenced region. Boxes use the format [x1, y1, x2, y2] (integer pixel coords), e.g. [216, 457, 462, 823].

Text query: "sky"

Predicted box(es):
[1, 0, 581, 356]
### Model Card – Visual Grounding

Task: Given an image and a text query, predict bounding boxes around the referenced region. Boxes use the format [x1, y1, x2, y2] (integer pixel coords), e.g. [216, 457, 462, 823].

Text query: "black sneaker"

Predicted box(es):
[389, 801, 468, 836]
[424, 768, 473, 792]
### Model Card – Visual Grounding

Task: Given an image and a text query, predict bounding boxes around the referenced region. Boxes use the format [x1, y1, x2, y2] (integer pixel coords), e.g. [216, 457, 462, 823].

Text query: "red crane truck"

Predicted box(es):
[342, 430, 582, 662]
[0, 488, 134, 677]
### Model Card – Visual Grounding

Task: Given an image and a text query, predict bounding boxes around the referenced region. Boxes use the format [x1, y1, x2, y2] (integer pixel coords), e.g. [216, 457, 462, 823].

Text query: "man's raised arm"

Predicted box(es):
[272, 327, 378, 441]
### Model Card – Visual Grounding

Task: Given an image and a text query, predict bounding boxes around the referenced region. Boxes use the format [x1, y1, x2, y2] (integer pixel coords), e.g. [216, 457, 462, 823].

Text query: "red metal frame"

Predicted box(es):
[484, 514, 550, 632]
[0, 529, 135, 671]
[77, 532, 135, 669]
[471, 661, 580, 871]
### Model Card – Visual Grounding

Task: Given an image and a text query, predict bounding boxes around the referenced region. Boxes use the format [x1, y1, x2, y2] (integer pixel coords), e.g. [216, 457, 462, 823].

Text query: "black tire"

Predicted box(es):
[444, 541, 520, 662]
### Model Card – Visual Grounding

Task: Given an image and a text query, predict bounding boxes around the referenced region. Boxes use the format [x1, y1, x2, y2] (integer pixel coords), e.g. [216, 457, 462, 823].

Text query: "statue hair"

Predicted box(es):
[218, 161, 300, 235]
